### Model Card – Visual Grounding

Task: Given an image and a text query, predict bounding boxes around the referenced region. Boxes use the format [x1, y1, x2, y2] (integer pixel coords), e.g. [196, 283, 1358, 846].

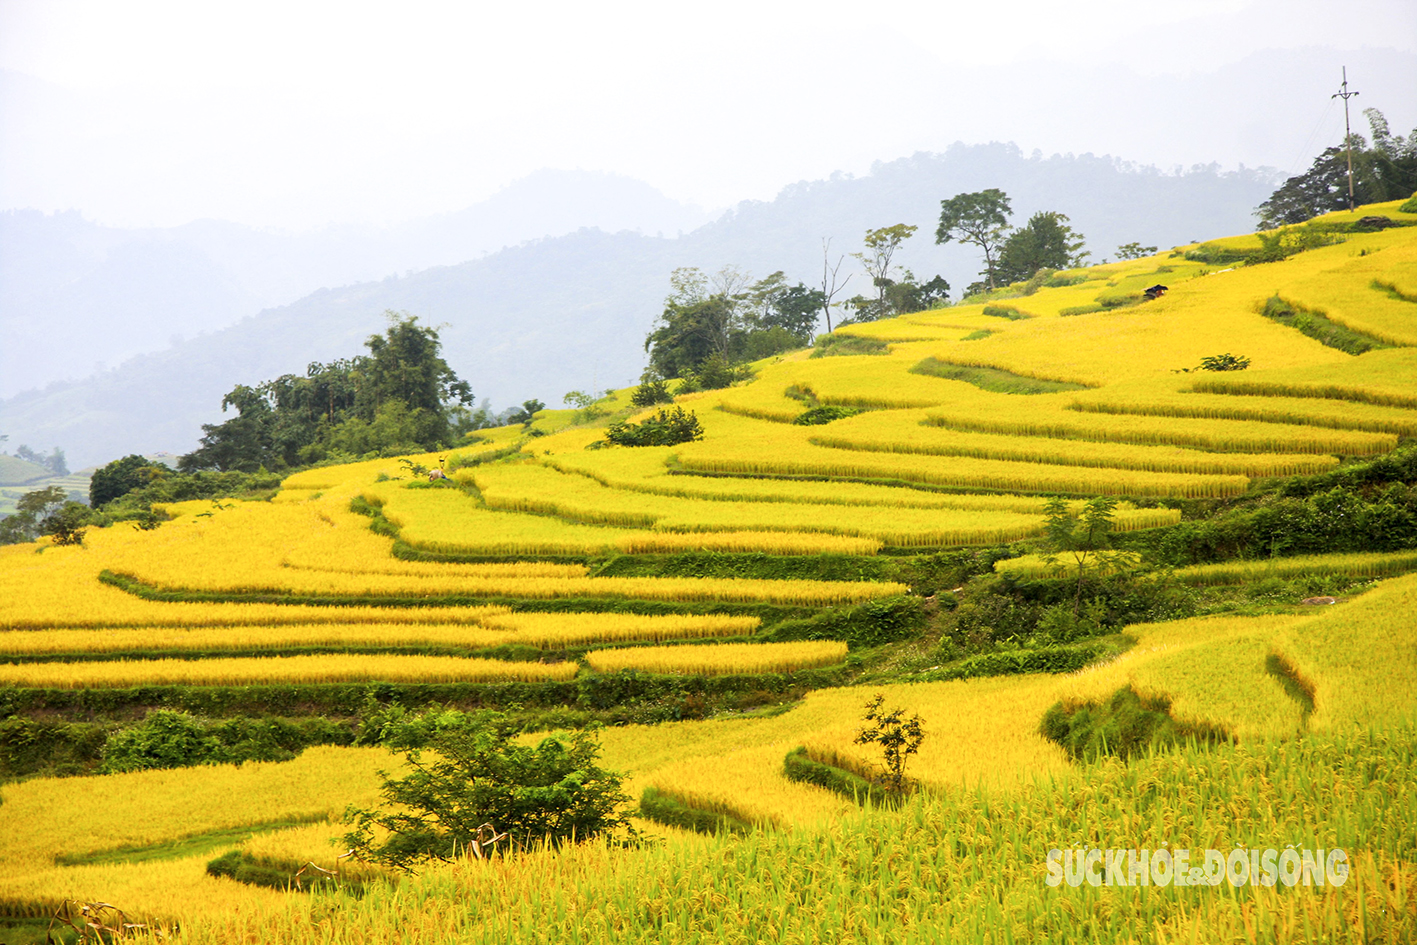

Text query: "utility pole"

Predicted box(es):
[1332, 66, 1360, 211]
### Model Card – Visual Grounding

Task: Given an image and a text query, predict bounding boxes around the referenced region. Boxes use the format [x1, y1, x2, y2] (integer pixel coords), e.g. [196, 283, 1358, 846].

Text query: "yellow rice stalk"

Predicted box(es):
[814, 408, 1340, 476]
[0, 614, 760, 657]
[1170, 549, 1417, 585]
[0, 653, 580, 689]
[584, 640, 848, 675]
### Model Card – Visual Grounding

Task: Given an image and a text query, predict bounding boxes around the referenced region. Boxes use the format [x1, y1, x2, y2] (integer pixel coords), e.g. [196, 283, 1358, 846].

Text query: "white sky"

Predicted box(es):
[2, 0, 1414, 229]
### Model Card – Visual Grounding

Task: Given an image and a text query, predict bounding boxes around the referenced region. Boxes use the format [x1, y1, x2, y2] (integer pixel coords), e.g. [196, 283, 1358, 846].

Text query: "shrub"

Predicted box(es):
[604, 407, 704, 447]
[1199, 353, 1250, 372]
[342, 711, 629, 870]
[1039, 686, 1227, 761]
[99, 710, 230, 773]
[793, 405, 860, 425]
[630, 376, 674, 407]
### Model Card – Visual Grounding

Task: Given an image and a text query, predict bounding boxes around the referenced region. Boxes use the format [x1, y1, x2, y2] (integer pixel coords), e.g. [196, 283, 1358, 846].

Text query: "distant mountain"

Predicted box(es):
[1, 144, 1279, 468]
[0, 170, 710, 399]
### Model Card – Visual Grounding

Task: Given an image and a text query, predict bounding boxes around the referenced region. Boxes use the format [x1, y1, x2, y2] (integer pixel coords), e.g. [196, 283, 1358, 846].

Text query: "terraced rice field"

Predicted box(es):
[2, 202, 1416, 942]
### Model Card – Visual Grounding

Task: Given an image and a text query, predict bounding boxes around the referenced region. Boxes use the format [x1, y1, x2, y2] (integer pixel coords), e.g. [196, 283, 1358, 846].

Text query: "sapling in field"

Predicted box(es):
[855, 693, 925, 791]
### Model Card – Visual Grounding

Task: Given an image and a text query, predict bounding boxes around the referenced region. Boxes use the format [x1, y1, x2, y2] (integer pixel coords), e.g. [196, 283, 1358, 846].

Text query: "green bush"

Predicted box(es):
[603, 407, 704, 447]
[766, 595, 926, 649]
[793, 405, 860, 425]
[1039, 685, 1228, 761]
[99, 710, 230, 773]
[342, 711, 629, 869]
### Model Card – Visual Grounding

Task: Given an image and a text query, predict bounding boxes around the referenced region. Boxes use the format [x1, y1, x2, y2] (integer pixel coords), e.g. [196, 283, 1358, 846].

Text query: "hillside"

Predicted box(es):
[1, 202, 1416, 942]
[0, 145, 1278, 468]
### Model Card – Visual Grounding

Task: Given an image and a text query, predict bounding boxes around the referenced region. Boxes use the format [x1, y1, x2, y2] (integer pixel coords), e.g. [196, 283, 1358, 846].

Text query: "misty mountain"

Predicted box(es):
[1, 143, 1279, 468]
[0, 170, 710, 399]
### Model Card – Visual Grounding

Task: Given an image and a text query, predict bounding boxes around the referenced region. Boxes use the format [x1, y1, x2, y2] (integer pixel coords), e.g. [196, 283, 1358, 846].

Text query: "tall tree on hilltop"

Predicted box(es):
[993, 212, 1090, 286]
[936, 189, 1012, 290]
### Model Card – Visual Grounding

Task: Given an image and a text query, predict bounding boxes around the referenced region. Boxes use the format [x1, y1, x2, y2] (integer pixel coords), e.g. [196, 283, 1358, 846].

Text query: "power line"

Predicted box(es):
[1332, 66, 1360, 211]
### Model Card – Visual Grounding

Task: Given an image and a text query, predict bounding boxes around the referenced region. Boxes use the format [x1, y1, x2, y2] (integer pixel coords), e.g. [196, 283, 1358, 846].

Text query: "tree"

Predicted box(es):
[769, 283, 826, 342]
[1115, 242, 1158, 261]
[1042, 496, 1123, 616]
[854, 694, 925, 791]
[644, 295, 736, 379]
[993, 211, 1090, 286]
[14, 445, 68, 476]
[91, 454, 169, 507]
[852, 224, 918, 313]
[819, 238, 853, 334]
[1255, 108, 1417, 227]
[0, 486, 81, 546]
[342, 712, 629, 871]
[936, 189, 1013, 290]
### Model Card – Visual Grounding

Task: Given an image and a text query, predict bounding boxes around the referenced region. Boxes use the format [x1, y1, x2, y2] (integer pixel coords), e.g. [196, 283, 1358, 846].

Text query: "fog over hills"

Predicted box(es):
[0, 143, 1281, 468]
[0, 169, 710, 400]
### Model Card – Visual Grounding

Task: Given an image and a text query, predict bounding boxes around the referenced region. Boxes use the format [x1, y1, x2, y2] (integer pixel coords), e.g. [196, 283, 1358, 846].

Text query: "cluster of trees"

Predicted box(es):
[4, 444, 69, 476]
[180, 312, 478, 473]
[641, 265, 825, 390]
[839, 224, 951, 324]
[0, 486, 88, 545]
[1257, 108, 1417, 228]
[642, 229, 955, 388]
[936, 190, 1090, 295]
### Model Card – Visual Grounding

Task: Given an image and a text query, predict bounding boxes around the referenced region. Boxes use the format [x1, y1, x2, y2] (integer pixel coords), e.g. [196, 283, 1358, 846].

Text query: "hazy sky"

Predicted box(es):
[2, 0, 1414, 230]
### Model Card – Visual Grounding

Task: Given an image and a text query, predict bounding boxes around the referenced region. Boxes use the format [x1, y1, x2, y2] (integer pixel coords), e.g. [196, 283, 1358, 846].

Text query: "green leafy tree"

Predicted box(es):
[604, 406, 704, 447]
[994, 211, 1090, 286]
[852, 224, 917, 314]
[936, 189, 1013, 290]
[342, 712, 629, 871]
[91, 454, 170, 507]
[0, 486, 72, 545]
[630, 372, 674, 407]
[1115, 242, 1158, 261]
[854, 694, 925, 791]
[644, 295, 737, 379]
[1042, 496, 1123, 615]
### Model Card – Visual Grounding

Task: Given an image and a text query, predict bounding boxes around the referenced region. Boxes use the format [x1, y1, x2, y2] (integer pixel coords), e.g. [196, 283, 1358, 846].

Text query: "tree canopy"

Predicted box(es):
[936, 190, 1013, 290]
[1256, 108, 1417, 228]
[179, 312, 474, 472]
[993, 212, 1090, 286]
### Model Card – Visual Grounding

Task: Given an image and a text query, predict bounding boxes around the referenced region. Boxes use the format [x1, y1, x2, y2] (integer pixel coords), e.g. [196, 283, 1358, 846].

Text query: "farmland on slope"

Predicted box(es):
[2, 201, 1417, 943]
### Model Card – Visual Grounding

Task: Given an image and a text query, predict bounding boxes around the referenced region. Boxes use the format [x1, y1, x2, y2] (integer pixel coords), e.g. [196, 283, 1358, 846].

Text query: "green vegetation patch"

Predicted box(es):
[639, 786, 753, 835]
[910, 358, 1089, 394]
[59, 818, 320, 867]
[810, 334, 890, 357]
[782, 746, 895, 806]
[1260, 295, 1393, 355]
[1039, 685, 1230, 761]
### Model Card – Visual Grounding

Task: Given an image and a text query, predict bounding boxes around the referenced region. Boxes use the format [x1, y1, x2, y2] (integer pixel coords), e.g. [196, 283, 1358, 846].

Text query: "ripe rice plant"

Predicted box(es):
[0, 653, 580, 689]
[1277, 570, 1417, 730]
[548, 451, 1062, 514]
[813, 408, 1340, 476]
[1067, 381, 1417, 437]
[1189, 347, 1417, 409]
[584, 641, 848, 675]
[994, 552, 1142, 579]
[0, 614, 760, 658]
[1170, 549, 1417, 585]
[676, 436, 1250, 498]
[924, 400, 1396, 455]
[0, 745, 389, 917]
